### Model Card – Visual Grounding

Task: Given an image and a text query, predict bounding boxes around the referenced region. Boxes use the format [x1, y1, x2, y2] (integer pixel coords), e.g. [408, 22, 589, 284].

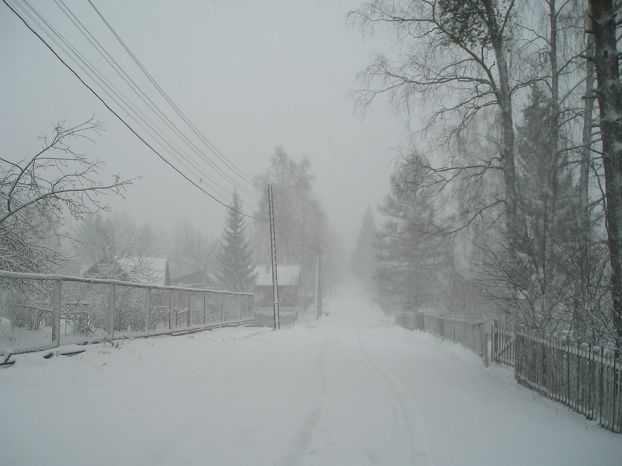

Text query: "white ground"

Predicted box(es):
[1, 284, 621, 466]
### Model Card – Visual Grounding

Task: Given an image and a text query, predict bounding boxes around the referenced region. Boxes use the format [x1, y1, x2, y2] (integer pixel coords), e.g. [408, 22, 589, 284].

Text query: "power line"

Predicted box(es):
[52, 0, 259, 205]
[55, 0, 260, 200]
[87, 0, 262, 193]
[2, 0, 263, 220]
[18, 0, 236, 204]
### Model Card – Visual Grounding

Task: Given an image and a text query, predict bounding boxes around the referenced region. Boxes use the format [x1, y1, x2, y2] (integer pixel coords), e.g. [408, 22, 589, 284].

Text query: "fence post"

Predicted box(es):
[483, 323, 489, 367]
[168, 291, 172, 330]
[415, 312, 424, 330]
[203, 292, 207, 326]
[599, 347, 605, 424]
[491, 320, 496, 363]
[107, 284, 115, 340]
[613, 356, 619, 432]
[187, 292, 191, 328]
[515, 329, 521, 383]
[145, 288, 151, 336]
[51, 279, 62, 347]
[220, 295, 225, 323]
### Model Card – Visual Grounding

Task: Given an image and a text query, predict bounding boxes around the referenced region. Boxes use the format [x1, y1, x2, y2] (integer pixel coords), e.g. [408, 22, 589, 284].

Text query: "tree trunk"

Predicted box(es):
[589, 0, 622, 347]
[580, 28, 595, 244]
[484, 0, 518, 256]
[541, 0, 561, 325]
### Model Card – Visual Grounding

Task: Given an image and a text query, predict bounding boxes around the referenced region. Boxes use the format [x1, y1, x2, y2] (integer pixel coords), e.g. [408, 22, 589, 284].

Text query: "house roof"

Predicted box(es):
[255, 265, 300, 287]
[171, 269, 219, 287]
[84, 256, 169, 286]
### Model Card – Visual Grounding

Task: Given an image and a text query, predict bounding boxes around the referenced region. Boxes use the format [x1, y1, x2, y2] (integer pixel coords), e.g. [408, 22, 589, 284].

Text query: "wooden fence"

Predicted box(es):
[491, 320, 515, 366]
[396, 313, 622, 433]
[421, 313, 488, 360]
[396, 312, 487, 359]
[490, 320, 622, 433]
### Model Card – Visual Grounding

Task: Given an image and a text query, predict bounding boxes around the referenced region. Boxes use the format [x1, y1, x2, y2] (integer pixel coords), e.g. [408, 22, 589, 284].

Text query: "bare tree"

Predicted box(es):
[75, 212, 155, 272]
[253, 147, 333, 295]
[0, 117, 133, 272]
[172, 219, 216, 276]
[350, 0, 520, 252]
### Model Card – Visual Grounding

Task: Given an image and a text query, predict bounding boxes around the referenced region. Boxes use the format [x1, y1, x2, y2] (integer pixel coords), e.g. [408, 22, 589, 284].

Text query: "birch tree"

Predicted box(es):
[351, 0, 520, 253]
[253, 147, 332, 294]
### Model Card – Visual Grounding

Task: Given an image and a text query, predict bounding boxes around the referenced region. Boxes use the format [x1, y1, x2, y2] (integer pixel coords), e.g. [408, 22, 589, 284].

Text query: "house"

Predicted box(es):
[170, 269, 220, 289]
[253, 264, 301, 327]
[83, 256, 171, 286]
[81, 256, 171, 332]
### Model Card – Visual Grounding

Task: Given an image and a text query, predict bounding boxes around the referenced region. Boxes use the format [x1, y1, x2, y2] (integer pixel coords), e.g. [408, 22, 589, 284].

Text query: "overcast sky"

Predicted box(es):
[1, 0, 409, 248]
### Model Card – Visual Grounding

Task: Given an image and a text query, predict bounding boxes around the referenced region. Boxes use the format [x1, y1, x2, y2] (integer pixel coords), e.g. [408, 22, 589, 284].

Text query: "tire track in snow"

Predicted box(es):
[357, 329, 432, 466]
[274, 336, 330, 466]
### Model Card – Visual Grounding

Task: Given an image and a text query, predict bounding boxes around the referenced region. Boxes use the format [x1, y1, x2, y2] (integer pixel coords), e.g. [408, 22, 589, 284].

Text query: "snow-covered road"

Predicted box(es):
[1, 284, 621, 465]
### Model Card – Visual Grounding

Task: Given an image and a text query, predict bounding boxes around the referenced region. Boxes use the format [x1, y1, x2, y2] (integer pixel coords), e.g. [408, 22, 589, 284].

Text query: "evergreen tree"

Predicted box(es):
[350, 206, 377, 282]
[513, 86, 573, 331]
[374, 152, 452, 313]
[482, 86, 584, 333]
[217, 192, 257, 292]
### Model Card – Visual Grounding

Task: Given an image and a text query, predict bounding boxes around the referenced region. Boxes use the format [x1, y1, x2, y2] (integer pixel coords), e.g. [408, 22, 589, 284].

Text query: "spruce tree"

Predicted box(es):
[374, 152, 452, 313]
[217, 192, 257, 292]
[351, 206, 377, 282]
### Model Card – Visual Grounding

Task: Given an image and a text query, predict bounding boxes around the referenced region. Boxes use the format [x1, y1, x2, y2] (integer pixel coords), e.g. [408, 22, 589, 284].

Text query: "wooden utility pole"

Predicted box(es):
[268, 185, 280, 329]
[315, 251, 323, 319]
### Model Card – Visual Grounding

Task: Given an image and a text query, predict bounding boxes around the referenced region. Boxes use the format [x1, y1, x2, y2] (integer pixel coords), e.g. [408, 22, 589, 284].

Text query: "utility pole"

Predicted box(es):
[315, 250, 323, 319]
[268, 184, 280, 329]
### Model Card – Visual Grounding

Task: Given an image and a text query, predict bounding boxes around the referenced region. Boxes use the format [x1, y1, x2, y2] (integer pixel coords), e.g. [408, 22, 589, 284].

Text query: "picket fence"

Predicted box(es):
[492, 320, 622, 433]
[396, 312, 622, 433]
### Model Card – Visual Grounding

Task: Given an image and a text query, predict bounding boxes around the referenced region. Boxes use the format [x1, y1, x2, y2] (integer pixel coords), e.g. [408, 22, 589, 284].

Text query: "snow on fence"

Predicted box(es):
[0, 271, 254, 355]
[396, 313, 622, 433]
[491, 319, 515, 366]
[511, 328, 622, 433]
[396, 311, 487, 359]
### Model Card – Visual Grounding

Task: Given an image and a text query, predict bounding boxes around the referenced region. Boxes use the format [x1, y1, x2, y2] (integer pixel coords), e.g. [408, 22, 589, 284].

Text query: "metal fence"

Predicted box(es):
[0, 271, 254, 355]
[396, 312, 622, 433]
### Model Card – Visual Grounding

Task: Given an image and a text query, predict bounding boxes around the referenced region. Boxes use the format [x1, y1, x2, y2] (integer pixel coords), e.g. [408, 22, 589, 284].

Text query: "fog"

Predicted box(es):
[1, 0, 406, 244]
[2, 1, 622, 464]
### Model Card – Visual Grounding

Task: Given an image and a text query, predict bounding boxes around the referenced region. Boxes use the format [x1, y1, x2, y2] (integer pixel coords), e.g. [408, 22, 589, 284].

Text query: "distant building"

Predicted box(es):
[170, 269, 220, 289]
[83, 256, 170, 286]
[253, 265, 301, 327]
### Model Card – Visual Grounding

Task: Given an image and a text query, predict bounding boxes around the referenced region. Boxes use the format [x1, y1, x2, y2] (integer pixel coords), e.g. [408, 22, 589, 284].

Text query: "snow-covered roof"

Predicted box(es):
[171, 269, 219, 287]
[84, 256, 169, 286]
[255, 265, 300, 287]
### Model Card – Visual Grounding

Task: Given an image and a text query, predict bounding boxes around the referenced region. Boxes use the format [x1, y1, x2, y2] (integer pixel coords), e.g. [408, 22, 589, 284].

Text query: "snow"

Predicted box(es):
[255, 264, 301, 287]
[1, 283, 621, 466]
[114, 256, 169, 285]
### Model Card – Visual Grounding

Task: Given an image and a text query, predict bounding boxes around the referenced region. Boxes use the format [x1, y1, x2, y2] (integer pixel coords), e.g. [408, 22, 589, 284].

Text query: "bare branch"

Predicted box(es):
[0, 118, 134, 273]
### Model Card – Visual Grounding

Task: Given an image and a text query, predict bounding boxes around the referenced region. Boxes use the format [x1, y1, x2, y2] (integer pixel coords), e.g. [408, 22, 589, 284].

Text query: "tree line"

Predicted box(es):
[0, 119, 341, 303]
[349, 0, 622, 349]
